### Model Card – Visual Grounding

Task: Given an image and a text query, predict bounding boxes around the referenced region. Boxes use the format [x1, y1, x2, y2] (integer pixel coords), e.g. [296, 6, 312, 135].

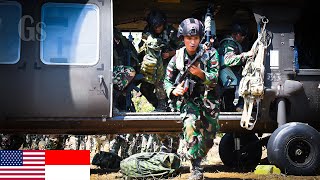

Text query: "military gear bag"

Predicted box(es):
[92, 151, 122, 170]
[120, 152, 181, 179]
[219, 65, 239, 87]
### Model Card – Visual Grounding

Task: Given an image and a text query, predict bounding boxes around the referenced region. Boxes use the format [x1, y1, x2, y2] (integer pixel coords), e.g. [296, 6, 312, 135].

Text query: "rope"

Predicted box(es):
[239, 16, 269, 130]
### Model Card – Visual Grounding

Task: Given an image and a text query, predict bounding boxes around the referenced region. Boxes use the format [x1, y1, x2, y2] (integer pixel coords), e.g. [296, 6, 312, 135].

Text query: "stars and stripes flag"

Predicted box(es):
[0, 150, 90, 180]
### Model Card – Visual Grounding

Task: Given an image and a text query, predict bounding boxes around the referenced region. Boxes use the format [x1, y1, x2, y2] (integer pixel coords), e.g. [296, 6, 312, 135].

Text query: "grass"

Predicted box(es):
[132, 91, 155, 112]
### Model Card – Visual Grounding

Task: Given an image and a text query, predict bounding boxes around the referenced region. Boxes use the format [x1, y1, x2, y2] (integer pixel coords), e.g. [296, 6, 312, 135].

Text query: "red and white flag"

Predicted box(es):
[0, 150, 90, 180]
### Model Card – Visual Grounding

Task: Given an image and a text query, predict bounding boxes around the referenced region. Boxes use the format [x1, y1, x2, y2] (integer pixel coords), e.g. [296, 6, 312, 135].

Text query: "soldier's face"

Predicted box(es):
[154, 24, 164, 34]
[184, 35, 200, 55]
[235, 33, 246, 43]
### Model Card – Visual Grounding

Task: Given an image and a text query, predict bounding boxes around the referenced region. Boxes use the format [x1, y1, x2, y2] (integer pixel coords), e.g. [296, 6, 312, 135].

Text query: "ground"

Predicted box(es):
[89, 136, 320, 180]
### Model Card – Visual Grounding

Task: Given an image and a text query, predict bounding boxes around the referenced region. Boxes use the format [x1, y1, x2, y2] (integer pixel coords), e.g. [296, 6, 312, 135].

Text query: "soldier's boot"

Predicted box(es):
[154, 99, 167, 112]
[189, 158, 203, 180]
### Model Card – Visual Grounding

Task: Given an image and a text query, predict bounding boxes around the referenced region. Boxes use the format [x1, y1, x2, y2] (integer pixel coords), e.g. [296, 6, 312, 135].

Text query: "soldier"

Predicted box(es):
[164, 18, 220, 180]
[138, 9, 182, 154]
[46, 135, 65, 150]
[113, 27, 140, 113]
[139, 9, 181, 112]
[111, 27, 141, 157]
[218, 23, 254, 112]
[109, 134, 136, 159]
[0, 134, 25, 150]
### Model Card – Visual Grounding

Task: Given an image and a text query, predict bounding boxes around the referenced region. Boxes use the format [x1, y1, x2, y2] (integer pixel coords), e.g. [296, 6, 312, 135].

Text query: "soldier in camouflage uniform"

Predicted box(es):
[0, 134, 25, 150]
[111, 27, 141, 157]
[47, 135, 65, 149]
[113, 27, 141, 112]
[139, 9, 181, 111]
[164, 18, 220, 180]
[138, 9, 182, 154]
[109, 134, 136, 159]
[218, 23, 254, 112]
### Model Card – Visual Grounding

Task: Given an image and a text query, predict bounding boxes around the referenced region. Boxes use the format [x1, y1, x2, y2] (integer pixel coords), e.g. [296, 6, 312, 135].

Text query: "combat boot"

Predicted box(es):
[189, 158, 203, 180]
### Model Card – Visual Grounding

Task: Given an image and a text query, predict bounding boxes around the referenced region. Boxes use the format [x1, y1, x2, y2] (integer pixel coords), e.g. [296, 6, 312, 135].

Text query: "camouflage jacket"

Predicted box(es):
[141, 24, 182, 61]
[164, 45, 219, 102]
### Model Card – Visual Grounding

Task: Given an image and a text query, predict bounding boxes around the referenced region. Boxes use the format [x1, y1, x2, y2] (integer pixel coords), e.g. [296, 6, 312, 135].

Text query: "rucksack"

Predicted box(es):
[91, 151, 122, 170]
[120, 152, 181, 179]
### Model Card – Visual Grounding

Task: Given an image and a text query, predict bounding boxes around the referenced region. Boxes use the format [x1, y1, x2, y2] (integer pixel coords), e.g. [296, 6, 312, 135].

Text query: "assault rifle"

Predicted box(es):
[202, 4, 217, 48]
[174, 53, 202, 96]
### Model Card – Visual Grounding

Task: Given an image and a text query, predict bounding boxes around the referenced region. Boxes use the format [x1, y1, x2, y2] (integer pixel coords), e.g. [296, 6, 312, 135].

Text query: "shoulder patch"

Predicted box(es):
[227, 47, 234, 51]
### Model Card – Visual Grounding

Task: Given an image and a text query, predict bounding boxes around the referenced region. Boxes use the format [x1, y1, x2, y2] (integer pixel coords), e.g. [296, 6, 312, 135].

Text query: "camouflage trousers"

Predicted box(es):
[0, 134, 25, 150]
[157, 133, 180, 153]
[110, 134, 139, 159]
[180, 98, 220, 160]
[140, 134, 159, 152]
[140, 133, 180, 153]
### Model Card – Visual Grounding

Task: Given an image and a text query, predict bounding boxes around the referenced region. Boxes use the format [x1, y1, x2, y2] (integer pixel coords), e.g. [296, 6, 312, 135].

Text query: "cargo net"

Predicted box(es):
[239, 16, 271, 130]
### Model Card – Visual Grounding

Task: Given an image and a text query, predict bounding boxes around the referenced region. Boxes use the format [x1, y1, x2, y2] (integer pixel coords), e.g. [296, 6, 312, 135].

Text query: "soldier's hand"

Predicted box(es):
[189, 65, 205, 80]
[203, 38, 214, 50]
[242, 50, 254, 59]
[245, 49, 254, 57]
[241, 50, 254, 63]
[172, 81, 185, 96]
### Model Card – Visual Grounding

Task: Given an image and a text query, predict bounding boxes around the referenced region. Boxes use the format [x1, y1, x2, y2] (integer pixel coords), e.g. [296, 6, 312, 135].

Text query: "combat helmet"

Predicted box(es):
[231, 23, 248, 37]
[177, 18, 204, 38]
[146, 9, 167, 29]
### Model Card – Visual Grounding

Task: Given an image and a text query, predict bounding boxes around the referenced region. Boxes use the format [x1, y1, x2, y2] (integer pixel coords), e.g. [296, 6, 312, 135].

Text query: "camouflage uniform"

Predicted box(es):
[164, 44, 220, 160]
[46, 135, 65, 150]
[110, 134, 136, 159]
[138, 24, 182, 153]
[218, 36, 251, 111]
[113, 27, 140, 112]
[111, 28, 141, 156]
[64, 135, 88, 150]
[140, 134, 160, 153]
[0, 134, 25, 150]
[139, 24, 181, 111]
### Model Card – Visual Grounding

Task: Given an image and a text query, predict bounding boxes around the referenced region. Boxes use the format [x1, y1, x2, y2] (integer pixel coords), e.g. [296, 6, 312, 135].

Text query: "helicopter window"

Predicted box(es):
[40, 3, 100, 65]
[0, 2, 21, 64]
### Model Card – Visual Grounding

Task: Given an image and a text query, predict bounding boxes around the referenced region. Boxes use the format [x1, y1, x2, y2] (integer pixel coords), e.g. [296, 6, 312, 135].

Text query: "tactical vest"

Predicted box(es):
[174, 46, 213, 98]
[218, 37, 243, 88]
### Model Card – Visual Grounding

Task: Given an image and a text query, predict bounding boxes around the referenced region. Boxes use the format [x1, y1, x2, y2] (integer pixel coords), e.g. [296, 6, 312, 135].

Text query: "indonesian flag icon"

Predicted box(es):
[0, 150, 90, 180]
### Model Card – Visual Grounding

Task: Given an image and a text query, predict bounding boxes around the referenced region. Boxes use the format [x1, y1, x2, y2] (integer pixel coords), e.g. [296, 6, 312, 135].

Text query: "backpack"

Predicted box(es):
[120, 152, 181, 179]
[91, 151, 122, 170]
